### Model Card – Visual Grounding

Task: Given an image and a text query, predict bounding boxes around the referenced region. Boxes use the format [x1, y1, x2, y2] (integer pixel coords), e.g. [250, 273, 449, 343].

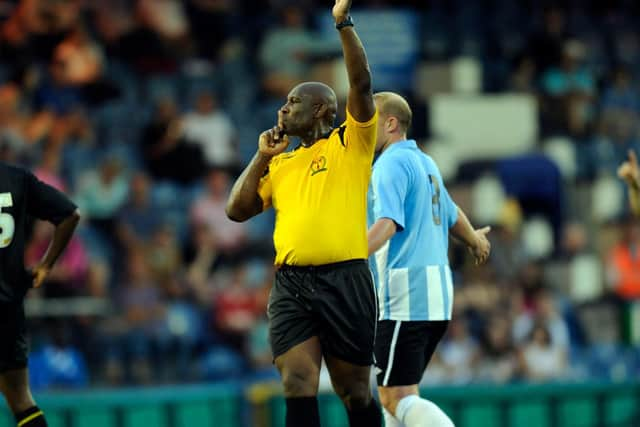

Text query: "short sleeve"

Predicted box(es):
[372, 159, 409, 231]
[344, 109, 377, 155]
[257, 166, 273, 210]
[25, 172, 77, 224]
[441, 184, 458, 228]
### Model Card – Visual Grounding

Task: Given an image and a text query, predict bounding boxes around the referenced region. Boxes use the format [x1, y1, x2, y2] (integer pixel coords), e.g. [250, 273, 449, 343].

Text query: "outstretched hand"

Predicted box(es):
[333, 0, 352, 23]
[469, 226, 491, 266]
[618, 149, 640, 189]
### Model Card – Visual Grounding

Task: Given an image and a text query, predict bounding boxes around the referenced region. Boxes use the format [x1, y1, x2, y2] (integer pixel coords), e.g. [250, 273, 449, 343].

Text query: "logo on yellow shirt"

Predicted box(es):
[310, 156, 328, 176]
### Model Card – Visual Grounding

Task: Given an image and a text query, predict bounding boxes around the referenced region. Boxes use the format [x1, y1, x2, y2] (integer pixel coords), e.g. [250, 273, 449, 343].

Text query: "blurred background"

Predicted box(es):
[1, 0, 640, 426]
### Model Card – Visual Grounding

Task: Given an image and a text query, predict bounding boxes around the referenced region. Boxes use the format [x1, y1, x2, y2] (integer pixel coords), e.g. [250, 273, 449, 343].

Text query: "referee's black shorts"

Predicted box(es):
[268, 259, 377, 366]
[375, 320, 449, 387]
[0, 302, 29, 373]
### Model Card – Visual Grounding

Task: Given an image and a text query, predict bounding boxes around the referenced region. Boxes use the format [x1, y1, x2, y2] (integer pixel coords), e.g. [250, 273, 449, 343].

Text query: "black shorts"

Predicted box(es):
[268, 259, 377, 366]
[0, 302, 29, 373]
[375, 320, 448, 387]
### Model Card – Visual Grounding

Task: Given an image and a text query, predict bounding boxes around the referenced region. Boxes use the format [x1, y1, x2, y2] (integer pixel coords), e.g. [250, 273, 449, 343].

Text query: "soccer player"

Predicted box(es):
[225, 0, 382, 425]
[367, 92, 491, 427]
[618, 149, 640, 217]
[0, 162, 80, 427]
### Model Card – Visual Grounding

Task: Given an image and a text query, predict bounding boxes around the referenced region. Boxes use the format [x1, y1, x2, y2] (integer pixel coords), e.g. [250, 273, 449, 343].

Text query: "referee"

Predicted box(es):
[226, 1, 381, 426]
[367, 92, 491, 427]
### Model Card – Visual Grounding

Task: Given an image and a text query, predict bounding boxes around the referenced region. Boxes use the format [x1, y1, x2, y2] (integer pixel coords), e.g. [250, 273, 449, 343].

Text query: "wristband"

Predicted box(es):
[336, 16, 354, 30]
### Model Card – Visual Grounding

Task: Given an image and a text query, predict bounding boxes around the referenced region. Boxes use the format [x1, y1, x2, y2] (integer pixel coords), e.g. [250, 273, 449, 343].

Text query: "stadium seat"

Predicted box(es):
[521, 216, 555, 259]
[471, 173, 506, 225]
[543, 137, 577, 180]
[591, 175, 624, 223]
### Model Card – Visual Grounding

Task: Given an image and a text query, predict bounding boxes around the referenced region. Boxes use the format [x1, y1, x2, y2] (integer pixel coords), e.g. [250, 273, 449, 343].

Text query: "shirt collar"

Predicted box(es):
[383, 139, 417, 155]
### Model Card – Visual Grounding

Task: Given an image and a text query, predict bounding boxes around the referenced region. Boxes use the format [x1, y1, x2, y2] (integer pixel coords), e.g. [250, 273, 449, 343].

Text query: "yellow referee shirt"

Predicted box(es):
[258, 109, 378, 266]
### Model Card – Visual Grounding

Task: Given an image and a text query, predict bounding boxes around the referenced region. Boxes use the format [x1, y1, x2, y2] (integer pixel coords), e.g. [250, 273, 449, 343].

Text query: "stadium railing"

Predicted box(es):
[1, 381, 639, 427]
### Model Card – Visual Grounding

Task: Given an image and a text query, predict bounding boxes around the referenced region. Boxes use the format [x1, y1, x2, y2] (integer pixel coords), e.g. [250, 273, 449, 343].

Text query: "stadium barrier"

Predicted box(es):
[1, 381, 638, 427]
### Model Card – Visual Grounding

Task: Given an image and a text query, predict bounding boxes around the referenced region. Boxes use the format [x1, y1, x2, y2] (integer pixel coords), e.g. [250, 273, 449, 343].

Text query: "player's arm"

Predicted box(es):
[32, 210, 80, 287]
[449, 207, 491, 266]
[25, 172, 81, 287]
[618, 149, 640, 217]
[333, 0, 376, 123]
[226, 127, 288, 222]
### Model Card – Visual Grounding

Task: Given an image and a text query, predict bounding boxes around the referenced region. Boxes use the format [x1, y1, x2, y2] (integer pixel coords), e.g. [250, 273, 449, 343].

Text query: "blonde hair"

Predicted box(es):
[373, 92, 412, 133]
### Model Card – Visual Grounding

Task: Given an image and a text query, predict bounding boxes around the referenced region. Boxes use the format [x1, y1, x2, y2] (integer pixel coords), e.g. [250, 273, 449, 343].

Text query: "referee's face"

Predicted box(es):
[278, 89, 315, 137]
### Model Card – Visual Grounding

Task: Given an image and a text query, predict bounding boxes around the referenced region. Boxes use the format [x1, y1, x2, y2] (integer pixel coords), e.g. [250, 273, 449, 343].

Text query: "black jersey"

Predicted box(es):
[0, 163, 77, 302]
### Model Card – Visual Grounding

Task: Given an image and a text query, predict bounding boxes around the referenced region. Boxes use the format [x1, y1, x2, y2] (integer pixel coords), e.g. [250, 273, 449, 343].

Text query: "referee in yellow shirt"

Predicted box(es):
[226, 1, 380, 426]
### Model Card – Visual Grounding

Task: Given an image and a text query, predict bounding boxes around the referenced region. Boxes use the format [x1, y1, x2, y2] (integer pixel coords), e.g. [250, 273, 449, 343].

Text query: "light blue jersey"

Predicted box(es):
[368, 140, 458, 321]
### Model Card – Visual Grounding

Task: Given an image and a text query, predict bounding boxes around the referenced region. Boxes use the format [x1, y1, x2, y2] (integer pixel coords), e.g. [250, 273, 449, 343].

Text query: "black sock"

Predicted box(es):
[285, 396, 320, 427]
[15, 406, 47, 427]
[347, 398, 382, 427]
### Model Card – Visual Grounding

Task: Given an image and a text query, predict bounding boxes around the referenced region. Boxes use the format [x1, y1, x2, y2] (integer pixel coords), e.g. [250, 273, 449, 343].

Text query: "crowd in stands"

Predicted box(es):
[1, 0, 640, 390]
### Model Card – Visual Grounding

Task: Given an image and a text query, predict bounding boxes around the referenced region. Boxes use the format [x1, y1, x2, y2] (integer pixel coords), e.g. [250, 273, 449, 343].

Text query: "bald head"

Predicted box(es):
[373, 92, 412, 133]
[280, 82, 338, 136]
[292, 82, 338, 118]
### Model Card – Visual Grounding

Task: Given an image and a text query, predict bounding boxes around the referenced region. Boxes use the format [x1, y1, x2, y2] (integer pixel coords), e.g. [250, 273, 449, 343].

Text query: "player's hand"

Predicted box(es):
[618, 149, 640, 189]
[258, 126, 289, 158]
[31, 264, 51, 288]
[333, 0, 352, 23]
[469, 226, 491, 266]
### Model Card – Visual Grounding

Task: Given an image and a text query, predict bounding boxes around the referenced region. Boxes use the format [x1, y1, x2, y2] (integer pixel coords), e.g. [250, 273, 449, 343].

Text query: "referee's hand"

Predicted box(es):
[259, 126, 289, 158]
[469, 226, 491, 266]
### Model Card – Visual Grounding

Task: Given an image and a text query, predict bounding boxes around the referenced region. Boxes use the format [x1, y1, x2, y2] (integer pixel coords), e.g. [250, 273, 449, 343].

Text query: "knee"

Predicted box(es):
[333, 380, 371, 410]
[378, 393, 397, 414]
[280, 367, 319, 397]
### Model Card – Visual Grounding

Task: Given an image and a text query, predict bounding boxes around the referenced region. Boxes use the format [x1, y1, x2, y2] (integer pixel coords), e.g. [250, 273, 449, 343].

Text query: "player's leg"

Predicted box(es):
[375, 321, 452, 427]
[274, 337, 323, 427]
[0, 368, 47, 427]
[268, 267, 323, 427]
[324, 354, 382, 426]
[0, 303, 47, 426]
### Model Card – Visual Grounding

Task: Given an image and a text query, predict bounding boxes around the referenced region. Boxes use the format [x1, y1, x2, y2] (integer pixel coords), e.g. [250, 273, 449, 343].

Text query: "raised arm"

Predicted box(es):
[450, 207, 491, 266]
[226, 127, 289, 222]
[618, 149, 640, 217]
[333, 0, 375, 123]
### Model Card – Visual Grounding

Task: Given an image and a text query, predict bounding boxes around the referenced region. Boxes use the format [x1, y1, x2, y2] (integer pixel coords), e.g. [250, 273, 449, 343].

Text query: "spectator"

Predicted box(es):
[146, 223, 183, 287]
[213, 264, 260, 355]
[74, 155, 129, 238]
[607, 217, 640, 300]
[540, 40, 596, 137]
[190, 169, 248, 262]
[140, 97, 206, 184]
[181, 92, 238, 170]
[518, 323, 567, 382]
[115, 249, 166, 384]
[259, 6, 333, 98]
[117, 171, 161, 247]
[34, 147, 67, 191]
[185, 222, 220, 305]
[513, 288, 570, 353]
[476, 315, 518, 383]
[439, 318, 480, 385]
[29, 321, 89, 391]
